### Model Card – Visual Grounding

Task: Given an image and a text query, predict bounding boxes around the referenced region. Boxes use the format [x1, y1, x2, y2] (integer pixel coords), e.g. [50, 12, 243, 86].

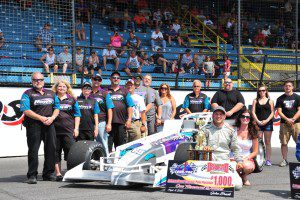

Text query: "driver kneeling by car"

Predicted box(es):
[202, 106, 244, 190]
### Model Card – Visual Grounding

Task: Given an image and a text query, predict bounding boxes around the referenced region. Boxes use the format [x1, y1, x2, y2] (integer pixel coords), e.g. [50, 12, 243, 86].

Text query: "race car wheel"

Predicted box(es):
[174, 142, 196, 161]
[253, 138, 266, 173]
[67, 140, 106, 170]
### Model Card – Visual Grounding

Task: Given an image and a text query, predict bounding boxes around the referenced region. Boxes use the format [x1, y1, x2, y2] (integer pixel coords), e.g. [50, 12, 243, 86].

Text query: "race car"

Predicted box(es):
[63, 112, 265, 187]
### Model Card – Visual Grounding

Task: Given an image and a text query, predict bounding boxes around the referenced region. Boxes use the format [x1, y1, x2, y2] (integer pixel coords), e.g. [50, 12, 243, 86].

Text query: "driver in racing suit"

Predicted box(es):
[202, 106, 243, 190]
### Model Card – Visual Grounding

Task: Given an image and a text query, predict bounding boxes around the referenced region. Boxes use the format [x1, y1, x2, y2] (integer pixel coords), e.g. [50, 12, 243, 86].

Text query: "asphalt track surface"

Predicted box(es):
[0, 147, 297, 200]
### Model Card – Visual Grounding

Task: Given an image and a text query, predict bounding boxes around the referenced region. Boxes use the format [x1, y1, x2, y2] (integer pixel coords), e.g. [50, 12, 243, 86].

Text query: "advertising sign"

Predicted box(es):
[290, 162, 300, 199]
[166, 160, 235, 197]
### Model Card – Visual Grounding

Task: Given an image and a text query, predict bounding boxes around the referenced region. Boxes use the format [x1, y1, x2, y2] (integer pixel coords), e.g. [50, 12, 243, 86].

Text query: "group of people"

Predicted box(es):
[20, 71, 300, 188]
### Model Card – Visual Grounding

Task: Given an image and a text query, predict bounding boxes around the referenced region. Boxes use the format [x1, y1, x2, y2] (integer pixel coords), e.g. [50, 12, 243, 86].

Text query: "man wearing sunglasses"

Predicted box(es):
[211, 78, 245, 121]
[182, 80, 210, 114]
[107, 71, 134, 151]
[20, 72, 60, 184]
[90, 74, 114, 155]
[276, 81, 300, 167]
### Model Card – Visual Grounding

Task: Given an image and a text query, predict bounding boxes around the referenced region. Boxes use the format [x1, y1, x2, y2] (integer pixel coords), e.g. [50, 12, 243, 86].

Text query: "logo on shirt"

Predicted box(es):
[33, 98, 54, 106]
[283, 100, 295, 109]
[94, 97, 104, 104]
[190, 99, 204, 104]
[60, 104, 72, 110]
[78, 104, 92, 110]
[111, 94, 124, 101]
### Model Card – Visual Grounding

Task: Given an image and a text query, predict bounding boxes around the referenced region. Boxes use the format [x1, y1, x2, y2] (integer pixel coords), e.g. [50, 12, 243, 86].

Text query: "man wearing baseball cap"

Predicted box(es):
[202, 106, 243, 189]
[90, 74, 114, 155]
[77, 81, 100, 141]
[107, 71, 134, 151]
[125, 79, 147, 142]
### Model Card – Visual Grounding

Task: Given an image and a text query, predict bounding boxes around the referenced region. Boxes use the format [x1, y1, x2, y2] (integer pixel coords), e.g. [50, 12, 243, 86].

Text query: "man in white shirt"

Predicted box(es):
[57, 46, 72, 74]
[102, 44, 120, 71]
[251, 47, 263, 63]
[203, 16, 214, 26]
[172, 19, 181, 33]
[125, 79, 147, 142]
[151, 27, 166, 52]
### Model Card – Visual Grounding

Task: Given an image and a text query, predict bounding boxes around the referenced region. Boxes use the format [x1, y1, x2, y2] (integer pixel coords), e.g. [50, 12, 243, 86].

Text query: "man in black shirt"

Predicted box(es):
[150, 48, 170, 75]
[276, 81, 300, 167]
[107, 71, 134, 151]
[20, 72, 60, 184]
[211, 78, 245, 121]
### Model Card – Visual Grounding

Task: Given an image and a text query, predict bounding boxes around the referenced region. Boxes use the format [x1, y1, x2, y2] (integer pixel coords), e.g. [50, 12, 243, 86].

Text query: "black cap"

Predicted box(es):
[92, 73, 102, 80]
[110, 71, 121, 77]
[134, 73, 143, 80]
[82, 81, 92, 88]
[213, 106, 226, 114]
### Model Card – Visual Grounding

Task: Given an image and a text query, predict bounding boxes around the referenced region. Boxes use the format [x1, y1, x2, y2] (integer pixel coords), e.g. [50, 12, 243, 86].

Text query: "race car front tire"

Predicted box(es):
[253, 138, 266, 173]
[67, 140, 107, 170]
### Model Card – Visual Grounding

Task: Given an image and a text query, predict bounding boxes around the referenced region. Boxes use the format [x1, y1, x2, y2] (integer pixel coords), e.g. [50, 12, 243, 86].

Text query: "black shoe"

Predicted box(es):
[56, 175, 63, 182]
[42, 174, 57, 181]
[28, 176, 37, 184]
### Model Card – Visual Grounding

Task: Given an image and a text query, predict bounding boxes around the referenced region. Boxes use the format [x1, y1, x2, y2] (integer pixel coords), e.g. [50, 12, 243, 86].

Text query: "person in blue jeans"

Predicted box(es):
[90, 74, 114, 155]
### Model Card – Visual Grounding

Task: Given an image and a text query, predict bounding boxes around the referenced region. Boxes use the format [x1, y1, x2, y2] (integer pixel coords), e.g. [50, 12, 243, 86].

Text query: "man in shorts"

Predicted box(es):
[276, 81, 300, 167]
[102, 44, 120, 71]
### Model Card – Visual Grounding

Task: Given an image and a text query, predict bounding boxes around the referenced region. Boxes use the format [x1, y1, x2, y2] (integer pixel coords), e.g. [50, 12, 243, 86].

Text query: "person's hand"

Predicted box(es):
[140, 124, 147, 133]
[125, 120, 131, 129]
[226, 111, 233, 117]
[39, 116, 48, 123]
[43, 116, 54, 126]
[286, 118, 295, 126]
[94, 128, 98, 138]
[73, 129, 79, 138]
[236, 162, 243, 170]
[203, 146, 212, 151]
[156, 118, 162, 126]
[105, 123, 112, 133]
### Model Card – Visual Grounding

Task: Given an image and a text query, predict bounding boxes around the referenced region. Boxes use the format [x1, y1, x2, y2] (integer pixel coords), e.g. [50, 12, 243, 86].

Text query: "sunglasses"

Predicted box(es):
[161, 87, 168, 90]
[193, 85, 201, 88]
[259, 89, 266, 92]
[83, 87, 92, 90]
[224, 81, 232, 85]
[111, 76, 120, 80]
[49, 49, 53, 51]
[32, 79, 44, 82]
[240, 115, 251, 119]
[93, 78, 102, 82]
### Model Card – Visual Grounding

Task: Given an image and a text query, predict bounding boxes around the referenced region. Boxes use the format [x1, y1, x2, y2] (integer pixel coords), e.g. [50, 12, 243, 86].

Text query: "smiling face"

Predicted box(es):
[31, 73, 44, 90]
[212, 110, 226, 127]
[284, 82, 294, 94]
[82, 86, 92, 97]
[239, 111, 251, 125]
[223, 78, 233, 91]
[110, 74, 121, 86]
[56, 82, 68, 96]
[143, 75, 152, 87]
[92, 77, 102, 88]
[193, 81, 202, 94]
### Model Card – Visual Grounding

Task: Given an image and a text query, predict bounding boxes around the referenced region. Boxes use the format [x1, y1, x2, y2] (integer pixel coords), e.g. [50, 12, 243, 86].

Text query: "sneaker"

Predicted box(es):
[279, 159, 288, 167]
[42, 174, 57, 181]
[265, 160, 272, 166]
[56, 175, 63, 182]
[27, 176, 37, 184]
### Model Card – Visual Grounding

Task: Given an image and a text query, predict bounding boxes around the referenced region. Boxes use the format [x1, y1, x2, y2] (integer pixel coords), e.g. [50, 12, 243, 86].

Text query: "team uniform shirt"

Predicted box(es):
[211, 89, 245, 119]
[182, 92, 210, 113]
[77, 95, 100, 131]
[131, 93, 146, 120]
[276, 93, 300, 123]
[108, 87, 135, 124]
[20, 88, 60, 124]
[90, 88, 115, 122]
[54, 95, 81, 136]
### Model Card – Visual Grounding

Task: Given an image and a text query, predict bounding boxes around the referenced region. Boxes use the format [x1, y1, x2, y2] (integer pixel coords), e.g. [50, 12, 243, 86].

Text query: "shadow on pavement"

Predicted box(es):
[0, 175, 27, 183]
[259, 190, 290, 199]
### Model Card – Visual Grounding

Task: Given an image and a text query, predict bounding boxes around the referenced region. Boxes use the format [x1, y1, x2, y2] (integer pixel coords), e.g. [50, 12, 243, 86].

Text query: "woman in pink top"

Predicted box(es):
[223, 55, 231, 79]
[110, 31, 124, 56]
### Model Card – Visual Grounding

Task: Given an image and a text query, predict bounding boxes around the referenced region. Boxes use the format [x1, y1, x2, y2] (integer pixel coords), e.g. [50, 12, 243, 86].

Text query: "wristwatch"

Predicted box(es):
[141, 122, 147, 126]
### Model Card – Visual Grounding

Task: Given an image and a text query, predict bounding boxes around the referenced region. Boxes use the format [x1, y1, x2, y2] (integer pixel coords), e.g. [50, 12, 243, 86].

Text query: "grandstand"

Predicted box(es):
[0, 0, 299, 91]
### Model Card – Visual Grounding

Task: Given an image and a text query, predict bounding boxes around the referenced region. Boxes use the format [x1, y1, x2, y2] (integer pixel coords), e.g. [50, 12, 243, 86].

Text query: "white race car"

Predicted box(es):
[63, 112, 265, 187]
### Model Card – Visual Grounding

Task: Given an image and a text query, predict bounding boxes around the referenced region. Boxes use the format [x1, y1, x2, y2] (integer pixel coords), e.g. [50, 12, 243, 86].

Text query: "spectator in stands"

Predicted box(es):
[35, 22, 55, 52]
[172, 19, 180, 33]
[172, 49, 193, 74]
[40, 47, 58, 74]
[124, 51, 144, 76]
[88, 50, 101, 75]
[0, 29, 5, 49]
[125, 79, 147, 142]
[126, 31, 141, 50]
[90, 74, 114, 155]
[182, 80, 210, 114]
[254, 29, 266, 47]
[57, 46, 72, 74]
[252, 85, 274, 166]
[123, 9, 135, 32]
[108, 71, 134, 151]
[151, 27, 166, 52]
[251, 47, 263, 63]
[109, 7, 122, 30]
[193, 49, 205, 74]
[110, 31, 124, 56]
[277, 22, 286, 47]
[140, 50, 152, 66]
[211, 78, 245, 120]
[75, 18, 86, 41]
[156, 83, 176, 132]
[164, 24, 179, 46]
[276, 81, 300, 167]
[163, 6, 174, 25]
[52, 80, 81, 181]
[222, 54, 231, 79]
[77, 82, 100, 141]
[102, 44, 120, 71]
[235, 109, 258, 186]
[75, 0, 90, 22]
[150, 47, 170, 75]
[75, 47, 85, 74]
[133, 11, 147, 33]
[153, 9, 162, 27]
[204, 16, 214, 27]
[203, 56, 215, 88]
[178, 24, 190, 47]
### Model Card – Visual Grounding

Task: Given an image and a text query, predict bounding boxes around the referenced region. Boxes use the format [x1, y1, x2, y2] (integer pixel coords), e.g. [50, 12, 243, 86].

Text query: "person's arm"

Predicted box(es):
[230, 131, 243, 165]
[182, 95, 192, 114]
[193, 54, 199, 67]
[251, 99, 261, 124]
[44, 95, 60, 126]
[203, 97, 210, 112]
[293, 106, 300, 123]
[262, 99, 275, 125]
[93, 101, 100, 138]
[125, 93, 134, 128]
[137, 38, 141, 47]
[40, 54, 46, 63]
[74, 117, 80, 138]
[170, 97, 177, 119]
[105, 93, 114, 133]
[245, 138, 258, 160]
[227, 92, 244, 117]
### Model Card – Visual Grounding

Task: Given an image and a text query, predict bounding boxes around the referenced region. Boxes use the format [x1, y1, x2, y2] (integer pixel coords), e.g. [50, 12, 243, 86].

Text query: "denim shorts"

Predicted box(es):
[259, 123, 273, 131]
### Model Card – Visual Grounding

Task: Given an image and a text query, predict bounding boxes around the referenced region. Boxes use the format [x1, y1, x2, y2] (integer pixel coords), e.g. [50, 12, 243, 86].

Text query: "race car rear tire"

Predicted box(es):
[174, 142, 196, 161]
[253, 138, 266, 173]
[67, 140, 107, 170]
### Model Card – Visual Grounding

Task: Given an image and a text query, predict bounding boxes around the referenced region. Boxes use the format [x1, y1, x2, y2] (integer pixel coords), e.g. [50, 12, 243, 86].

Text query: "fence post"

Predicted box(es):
[259, 54, 267, 85]
[71, 0, 76, 74]
[296, 0, 299, 89]
[175, 53, 183, 89]
[81, 47, 87, 85]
